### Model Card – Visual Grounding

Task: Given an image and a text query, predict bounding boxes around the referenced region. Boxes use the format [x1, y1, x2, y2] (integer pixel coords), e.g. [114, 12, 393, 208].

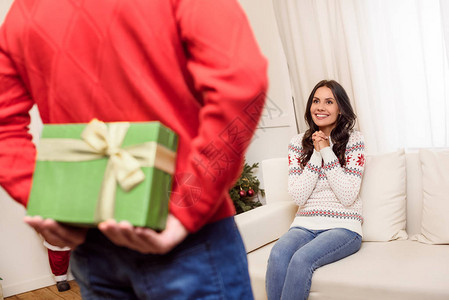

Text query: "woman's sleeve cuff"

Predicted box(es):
[320, 146, 337, 163]
[308, 150, 322, 167]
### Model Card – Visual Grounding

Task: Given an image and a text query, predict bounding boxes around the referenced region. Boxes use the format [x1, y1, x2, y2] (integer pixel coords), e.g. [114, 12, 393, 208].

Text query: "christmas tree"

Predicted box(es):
[229, 161, 265, 214]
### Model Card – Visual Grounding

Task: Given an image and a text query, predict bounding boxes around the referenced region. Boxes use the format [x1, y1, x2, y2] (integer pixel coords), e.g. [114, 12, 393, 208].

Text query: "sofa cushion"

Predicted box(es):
[247, 240, 449, 300]
[360, 149, 408, 241]
[404, 152, 423, 236]
[412, 149, 449, 244]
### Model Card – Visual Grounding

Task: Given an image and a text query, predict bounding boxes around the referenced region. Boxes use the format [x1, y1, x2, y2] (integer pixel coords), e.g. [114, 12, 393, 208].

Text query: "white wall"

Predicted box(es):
[0, 2, 56, 298]
[0, 0, 296, 296]
[238, 0, 297, 189]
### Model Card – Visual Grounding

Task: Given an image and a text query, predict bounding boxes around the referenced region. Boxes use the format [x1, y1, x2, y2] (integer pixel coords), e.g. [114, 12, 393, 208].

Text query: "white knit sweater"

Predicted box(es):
[288, 130, 365, 236]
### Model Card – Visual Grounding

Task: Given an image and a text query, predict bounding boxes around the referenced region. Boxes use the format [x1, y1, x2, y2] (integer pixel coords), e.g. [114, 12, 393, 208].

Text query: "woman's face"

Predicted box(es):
[310, 86, 340, 134]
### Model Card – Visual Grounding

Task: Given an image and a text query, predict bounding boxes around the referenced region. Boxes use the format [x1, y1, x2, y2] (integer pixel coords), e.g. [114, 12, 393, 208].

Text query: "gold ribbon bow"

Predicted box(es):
[37, 119, 176, 222]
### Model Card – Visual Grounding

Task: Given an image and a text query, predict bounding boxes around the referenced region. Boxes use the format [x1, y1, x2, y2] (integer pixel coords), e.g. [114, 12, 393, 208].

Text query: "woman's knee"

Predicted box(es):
[329, 228, 362, 254]
[267, 243, 284, 266]
[289, 250, 316, 271]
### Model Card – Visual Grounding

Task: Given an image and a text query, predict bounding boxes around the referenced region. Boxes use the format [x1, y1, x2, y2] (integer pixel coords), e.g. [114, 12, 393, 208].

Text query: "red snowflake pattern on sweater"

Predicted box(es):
[356, 154, 365, 167]
[346, 155, 352, 165]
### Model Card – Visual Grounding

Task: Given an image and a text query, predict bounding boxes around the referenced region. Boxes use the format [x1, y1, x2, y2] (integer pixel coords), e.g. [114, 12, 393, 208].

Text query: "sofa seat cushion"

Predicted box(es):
[247, 240, 449, 300]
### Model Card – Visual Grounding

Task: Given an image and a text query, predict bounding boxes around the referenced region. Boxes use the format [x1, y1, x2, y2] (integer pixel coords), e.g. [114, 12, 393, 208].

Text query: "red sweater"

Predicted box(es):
[0, 0, 268, 232]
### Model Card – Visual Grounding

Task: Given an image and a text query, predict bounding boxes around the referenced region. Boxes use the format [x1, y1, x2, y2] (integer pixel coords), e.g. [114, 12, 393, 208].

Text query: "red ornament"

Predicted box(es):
[239, 190, 247, 197]
[247, 189, 255, 197]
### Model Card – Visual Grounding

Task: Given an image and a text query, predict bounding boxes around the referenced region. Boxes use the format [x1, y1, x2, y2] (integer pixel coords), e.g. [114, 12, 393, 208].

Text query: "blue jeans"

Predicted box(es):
[266, 227, 362, 300]
[71, 217, 253, 300]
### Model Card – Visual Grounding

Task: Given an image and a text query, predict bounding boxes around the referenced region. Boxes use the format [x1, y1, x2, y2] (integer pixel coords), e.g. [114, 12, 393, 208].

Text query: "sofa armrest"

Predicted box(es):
[235, 201, 297, 253]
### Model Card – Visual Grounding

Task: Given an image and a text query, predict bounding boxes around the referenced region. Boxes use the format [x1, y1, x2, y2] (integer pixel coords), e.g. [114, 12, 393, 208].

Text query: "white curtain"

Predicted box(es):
[273, 0, 449, 153]
[442, 1, 449, 73]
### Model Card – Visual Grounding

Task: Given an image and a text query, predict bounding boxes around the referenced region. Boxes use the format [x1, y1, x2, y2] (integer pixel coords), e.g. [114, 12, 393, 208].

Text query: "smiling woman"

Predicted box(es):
[266, 79, 365, 300]
[300, 80, 357, 169]
[310, 87, 340, 135]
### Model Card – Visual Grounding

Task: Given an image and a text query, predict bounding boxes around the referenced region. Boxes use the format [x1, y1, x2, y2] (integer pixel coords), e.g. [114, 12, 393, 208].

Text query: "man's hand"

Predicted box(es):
[98, 214, 189, 254]
[24, 216, 87, 249]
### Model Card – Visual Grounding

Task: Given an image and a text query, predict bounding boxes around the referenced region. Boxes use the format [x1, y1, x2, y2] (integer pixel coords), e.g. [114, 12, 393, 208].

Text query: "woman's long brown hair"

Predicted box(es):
[299, 80, 356, 168]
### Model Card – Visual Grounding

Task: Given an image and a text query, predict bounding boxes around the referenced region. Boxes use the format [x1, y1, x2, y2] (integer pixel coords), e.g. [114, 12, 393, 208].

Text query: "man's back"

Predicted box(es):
[0, 0, 268, 233]
[2, 0, 195, 125]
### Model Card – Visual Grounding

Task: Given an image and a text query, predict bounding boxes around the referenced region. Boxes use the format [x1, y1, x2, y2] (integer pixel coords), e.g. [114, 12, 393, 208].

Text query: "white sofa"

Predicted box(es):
[235, 150, 449, 300]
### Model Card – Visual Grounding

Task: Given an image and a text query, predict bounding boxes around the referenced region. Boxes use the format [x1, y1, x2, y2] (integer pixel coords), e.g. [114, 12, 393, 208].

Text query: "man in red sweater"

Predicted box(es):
[0, 0, 267, 298]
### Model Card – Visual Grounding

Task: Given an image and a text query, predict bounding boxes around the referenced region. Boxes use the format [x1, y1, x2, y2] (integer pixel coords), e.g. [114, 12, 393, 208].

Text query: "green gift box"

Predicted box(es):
[27, 119, 178, 231]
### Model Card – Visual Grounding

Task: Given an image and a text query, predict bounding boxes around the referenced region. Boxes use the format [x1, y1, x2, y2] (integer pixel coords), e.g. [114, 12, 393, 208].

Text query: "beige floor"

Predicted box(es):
[4, 281, 81, 300]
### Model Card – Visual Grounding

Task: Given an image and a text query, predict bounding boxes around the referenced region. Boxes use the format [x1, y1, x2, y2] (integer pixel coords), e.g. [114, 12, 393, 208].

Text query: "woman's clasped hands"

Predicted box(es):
[312, 131, 330, 151]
